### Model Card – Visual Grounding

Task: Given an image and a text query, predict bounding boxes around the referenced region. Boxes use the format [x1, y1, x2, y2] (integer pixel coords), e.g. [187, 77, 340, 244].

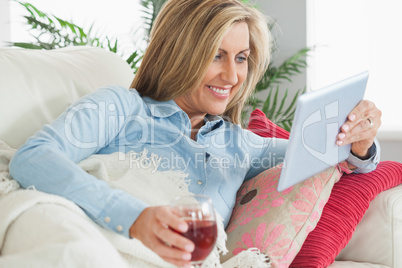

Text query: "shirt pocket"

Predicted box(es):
[212, 156, 246, 211]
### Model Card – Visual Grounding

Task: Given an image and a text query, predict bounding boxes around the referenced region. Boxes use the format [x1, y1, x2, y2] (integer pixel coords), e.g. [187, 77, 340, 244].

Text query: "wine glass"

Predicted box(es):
[170, 195, 218, 267]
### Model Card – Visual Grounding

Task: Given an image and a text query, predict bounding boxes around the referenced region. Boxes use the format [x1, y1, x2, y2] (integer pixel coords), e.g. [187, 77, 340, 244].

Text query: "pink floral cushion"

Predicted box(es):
[222, 161, 355, 267]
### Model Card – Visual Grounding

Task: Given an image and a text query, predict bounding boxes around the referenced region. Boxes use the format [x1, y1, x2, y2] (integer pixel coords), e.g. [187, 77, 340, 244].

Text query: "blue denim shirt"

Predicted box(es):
[9, 85, 380, 238]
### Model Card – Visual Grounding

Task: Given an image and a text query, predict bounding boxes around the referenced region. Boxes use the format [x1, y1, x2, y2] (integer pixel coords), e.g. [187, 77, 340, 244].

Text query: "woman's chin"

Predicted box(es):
[207, 107, 227, 117]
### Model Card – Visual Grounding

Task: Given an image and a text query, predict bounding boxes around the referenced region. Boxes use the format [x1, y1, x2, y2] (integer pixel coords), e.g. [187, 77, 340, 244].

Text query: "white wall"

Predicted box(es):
[255, 0, 308, 104]
[0, 0, 10, 47]
[308, 0, 402, 134]
[307, 0, 402, 162]
[256, 0, 402, 162]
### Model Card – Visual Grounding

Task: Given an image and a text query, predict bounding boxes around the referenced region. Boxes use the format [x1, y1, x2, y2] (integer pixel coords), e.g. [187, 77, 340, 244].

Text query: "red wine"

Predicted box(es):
[179, 220, 218, 261]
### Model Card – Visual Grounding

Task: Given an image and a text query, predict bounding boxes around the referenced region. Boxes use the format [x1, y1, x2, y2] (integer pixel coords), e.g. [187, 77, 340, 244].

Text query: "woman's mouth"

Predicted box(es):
[207, 86, 231, 99]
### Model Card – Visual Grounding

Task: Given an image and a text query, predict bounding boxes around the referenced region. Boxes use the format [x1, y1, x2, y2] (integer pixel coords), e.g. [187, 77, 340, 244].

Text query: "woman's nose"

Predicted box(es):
[220, 60, 238, 85]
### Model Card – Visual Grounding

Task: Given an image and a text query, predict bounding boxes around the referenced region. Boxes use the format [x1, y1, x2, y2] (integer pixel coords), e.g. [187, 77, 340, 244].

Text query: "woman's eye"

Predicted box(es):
[236, 55, 247, 63]
[214, 54, 222, 61]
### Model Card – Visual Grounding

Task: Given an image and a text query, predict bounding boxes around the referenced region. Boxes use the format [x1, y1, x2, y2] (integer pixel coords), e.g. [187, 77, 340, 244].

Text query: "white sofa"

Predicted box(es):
[0, 46, 401, 267]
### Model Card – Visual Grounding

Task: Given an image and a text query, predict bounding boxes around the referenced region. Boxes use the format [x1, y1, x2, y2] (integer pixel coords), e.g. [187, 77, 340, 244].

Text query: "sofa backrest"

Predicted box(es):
[0, 46, 134, 149]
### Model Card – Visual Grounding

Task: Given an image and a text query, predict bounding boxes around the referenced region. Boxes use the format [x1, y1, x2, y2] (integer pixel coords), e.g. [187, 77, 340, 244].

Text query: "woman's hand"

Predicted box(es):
[337, 100, 381, 159]
[129, 206, 195, 267]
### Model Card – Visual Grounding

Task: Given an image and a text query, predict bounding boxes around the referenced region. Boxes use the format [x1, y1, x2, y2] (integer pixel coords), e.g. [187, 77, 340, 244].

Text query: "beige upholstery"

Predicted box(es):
[0, 46, 133, 148]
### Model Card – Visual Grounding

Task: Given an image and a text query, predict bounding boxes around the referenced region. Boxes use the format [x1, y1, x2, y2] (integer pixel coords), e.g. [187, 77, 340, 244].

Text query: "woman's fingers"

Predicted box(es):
[348, 99, 374, 122]
[129, 206, 194, 267]
[155, 206, 188, 233]
[337, 100, 381, 158]
[339, 117, 375, 143]
[153, 211, 194, 252]
[338, 100, 380, 140]
[150, 236, 192, 266]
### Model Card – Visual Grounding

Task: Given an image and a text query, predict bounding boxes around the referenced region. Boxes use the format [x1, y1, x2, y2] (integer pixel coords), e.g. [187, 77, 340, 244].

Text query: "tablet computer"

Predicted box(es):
[277, 71, 369, 192]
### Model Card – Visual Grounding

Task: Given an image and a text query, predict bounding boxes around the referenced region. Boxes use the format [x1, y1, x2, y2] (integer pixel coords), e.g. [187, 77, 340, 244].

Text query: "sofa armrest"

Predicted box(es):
[336, 184, 402, 267]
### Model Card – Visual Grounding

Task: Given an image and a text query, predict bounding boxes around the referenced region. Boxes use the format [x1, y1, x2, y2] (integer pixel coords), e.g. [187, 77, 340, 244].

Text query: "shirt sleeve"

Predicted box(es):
[9, 86, 148, 238]
[346, 138, 381, 173]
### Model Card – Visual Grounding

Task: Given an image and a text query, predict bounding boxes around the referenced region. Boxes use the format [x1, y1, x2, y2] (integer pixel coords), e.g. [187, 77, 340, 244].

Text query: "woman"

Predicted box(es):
[10, 0, 381, 267]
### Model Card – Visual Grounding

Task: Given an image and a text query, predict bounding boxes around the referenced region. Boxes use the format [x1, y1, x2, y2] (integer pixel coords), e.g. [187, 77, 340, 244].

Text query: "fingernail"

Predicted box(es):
[339, 133, 345, 139]
[185, 244, 194, 252]
[337, 140, 343, 146]
[179, 224, 188, 232]
[182, 253, 191, 261]
[349, 114, 356, 121]
[342, 125, 349, 131]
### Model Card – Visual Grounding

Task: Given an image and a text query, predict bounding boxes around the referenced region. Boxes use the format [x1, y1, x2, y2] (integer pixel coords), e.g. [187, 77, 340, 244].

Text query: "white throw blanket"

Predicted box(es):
[0, 140, 270, 267]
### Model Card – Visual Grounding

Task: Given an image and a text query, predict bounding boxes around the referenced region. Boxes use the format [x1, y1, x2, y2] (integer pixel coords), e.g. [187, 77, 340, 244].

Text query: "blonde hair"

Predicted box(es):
[130, 0, 271, 125]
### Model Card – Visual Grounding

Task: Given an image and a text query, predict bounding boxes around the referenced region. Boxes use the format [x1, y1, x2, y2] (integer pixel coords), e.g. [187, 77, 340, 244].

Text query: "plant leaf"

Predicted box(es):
[10, 42, 43, 49]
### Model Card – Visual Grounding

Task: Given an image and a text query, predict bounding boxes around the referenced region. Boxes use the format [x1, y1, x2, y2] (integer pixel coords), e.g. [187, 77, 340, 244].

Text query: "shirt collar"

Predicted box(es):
[142, 96, 182, 118]
[204, 114, 224, 130]
[142, 96, 225, 129]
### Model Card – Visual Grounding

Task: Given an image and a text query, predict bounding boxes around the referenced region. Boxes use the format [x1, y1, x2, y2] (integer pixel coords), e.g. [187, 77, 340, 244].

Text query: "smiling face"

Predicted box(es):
[175, 21, 250, 123]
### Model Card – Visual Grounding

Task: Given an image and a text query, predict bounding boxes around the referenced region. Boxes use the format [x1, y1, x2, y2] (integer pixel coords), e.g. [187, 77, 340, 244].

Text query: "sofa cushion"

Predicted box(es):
[247, 108, 290, 139]
[290, 161, 402, 268]
[222, 162, 349, 267]
[0, 47, 133, 148]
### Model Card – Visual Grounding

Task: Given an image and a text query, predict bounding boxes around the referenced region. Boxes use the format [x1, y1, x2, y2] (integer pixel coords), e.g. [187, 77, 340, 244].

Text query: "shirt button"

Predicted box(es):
[116, 225, 123, 232]
[197, 180, 203, 185]
[104, 217, 111, 223]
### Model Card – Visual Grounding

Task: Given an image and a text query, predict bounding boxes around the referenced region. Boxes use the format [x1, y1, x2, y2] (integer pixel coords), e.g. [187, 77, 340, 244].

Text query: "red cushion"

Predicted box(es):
[290, 161, 402, 268]
[247, 109, 402, 267]
[247, 109, 290, 139]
